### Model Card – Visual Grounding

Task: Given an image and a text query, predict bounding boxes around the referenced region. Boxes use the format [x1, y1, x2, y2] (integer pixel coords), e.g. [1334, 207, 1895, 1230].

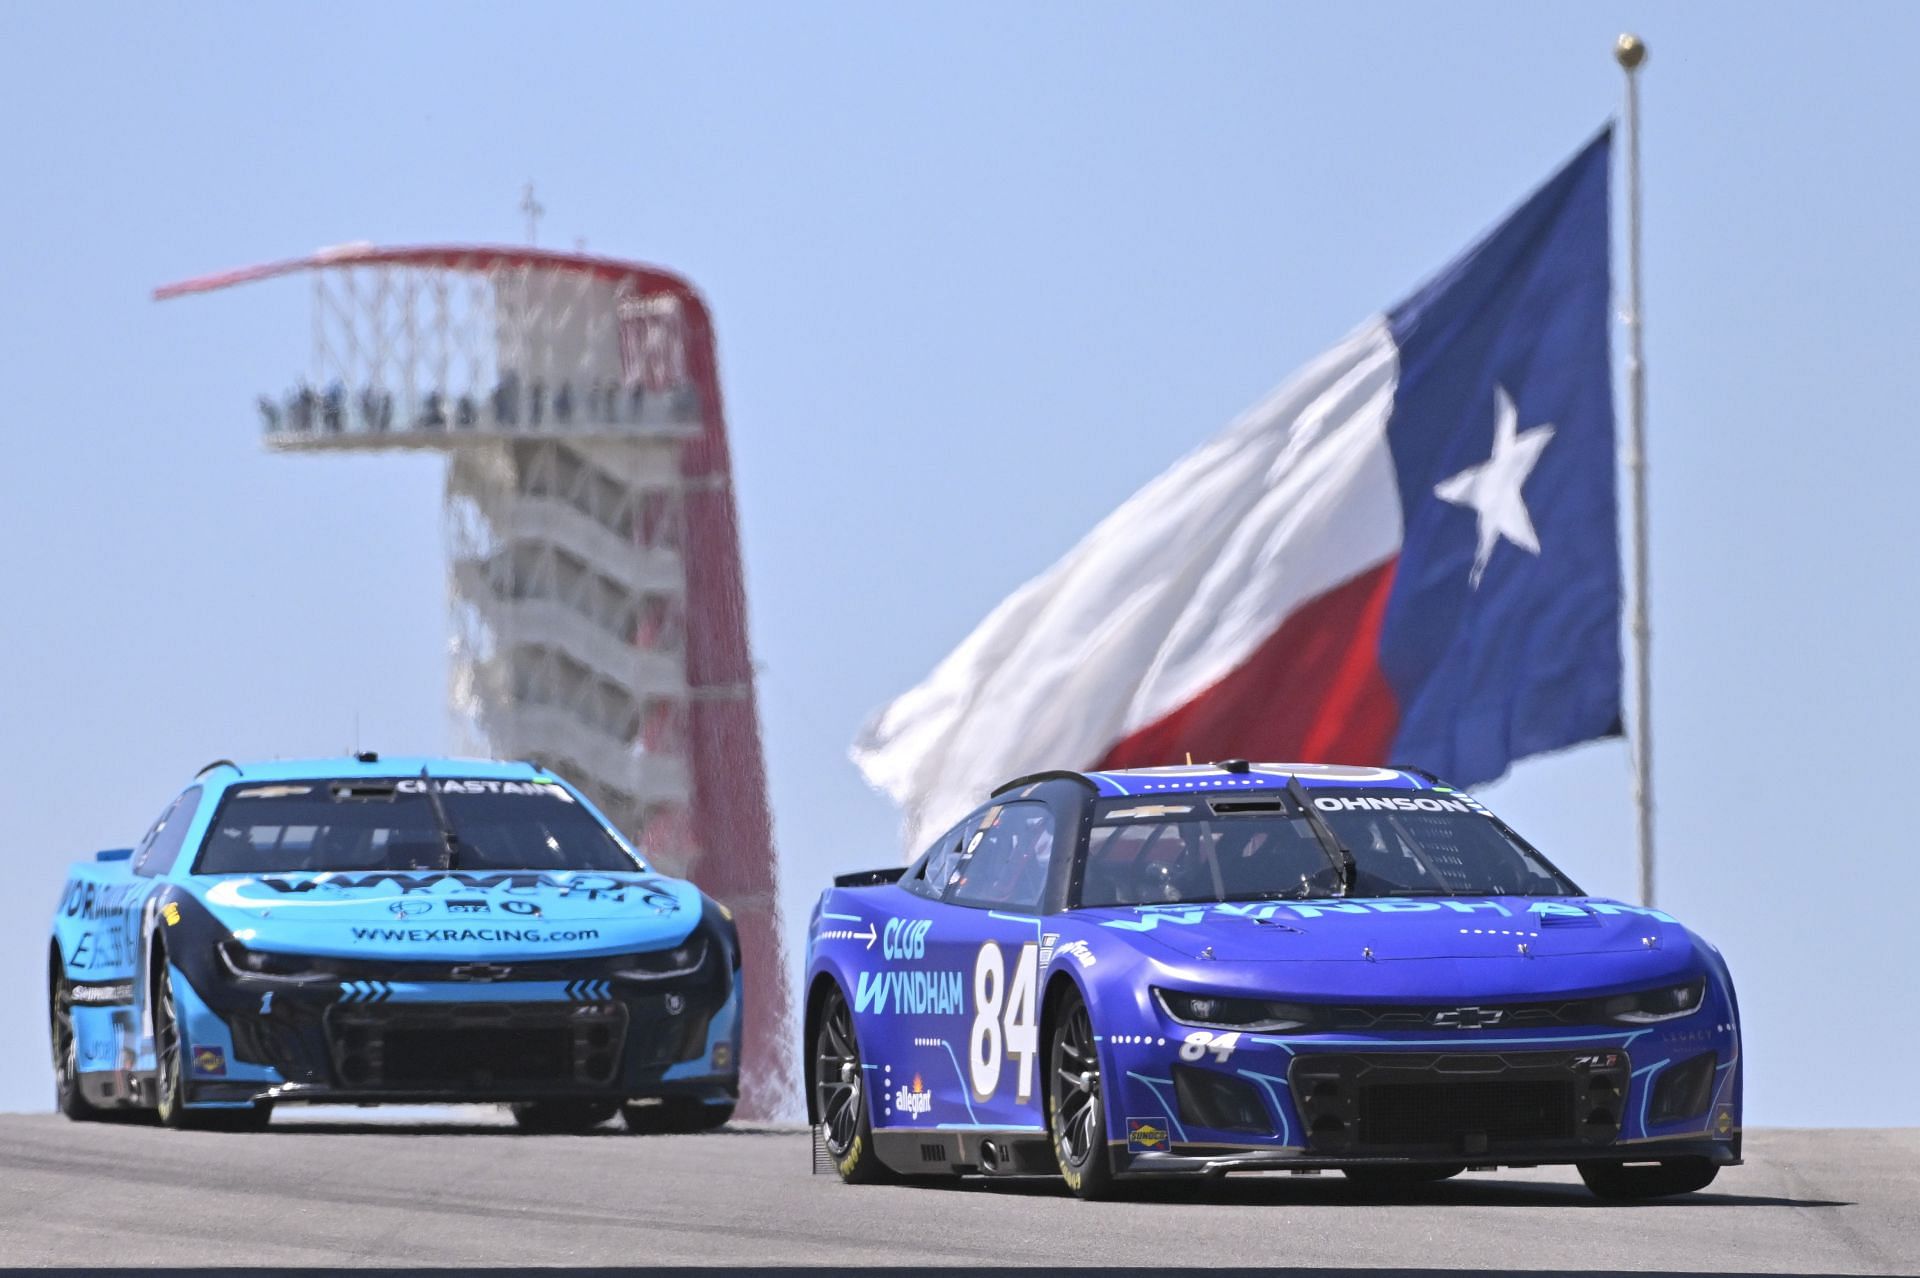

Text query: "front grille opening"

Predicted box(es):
[1360, 1079, 1575, 1147]
[1173, 1064, 1272, 1135]
[325, 1003, 628, 1091]
[1649, 1052, 1717, 1125]
[385, 1026, 572, 1086]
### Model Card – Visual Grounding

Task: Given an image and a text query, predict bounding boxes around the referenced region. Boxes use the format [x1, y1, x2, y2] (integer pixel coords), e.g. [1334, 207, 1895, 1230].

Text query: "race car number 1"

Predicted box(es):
[970, 941, 1038, 1102]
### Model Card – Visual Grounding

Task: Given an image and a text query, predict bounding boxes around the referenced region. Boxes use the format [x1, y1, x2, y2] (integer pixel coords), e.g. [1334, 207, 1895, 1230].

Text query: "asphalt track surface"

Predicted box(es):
[0, 1114, 1914, 1273]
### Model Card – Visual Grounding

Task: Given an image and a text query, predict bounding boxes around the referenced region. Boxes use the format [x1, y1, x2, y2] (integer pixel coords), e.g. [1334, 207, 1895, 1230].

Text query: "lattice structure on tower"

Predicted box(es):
[156, 245, 794, 1119]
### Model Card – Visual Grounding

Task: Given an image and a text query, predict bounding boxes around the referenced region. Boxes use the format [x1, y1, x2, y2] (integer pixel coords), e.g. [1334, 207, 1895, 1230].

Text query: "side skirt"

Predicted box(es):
[871, 1127, 1053, 1177]
[79, 1068, 157, 1111]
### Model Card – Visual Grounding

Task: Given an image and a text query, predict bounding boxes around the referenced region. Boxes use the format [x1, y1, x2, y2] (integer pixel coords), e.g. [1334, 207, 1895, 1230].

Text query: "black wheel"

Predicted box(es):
[812, 984, 891, 1182]
[1047, 987, 1117, 1200]
[514, 1100, 621, 1132]
[620, 1097, 735, 1134]
[152, 962, 189, 1129]
[49, 960, 103, 1121]
[1578, 1157, 1719, 1199]
[1342, 1163, 1465, 1188]
[150, 961, 272, 1131]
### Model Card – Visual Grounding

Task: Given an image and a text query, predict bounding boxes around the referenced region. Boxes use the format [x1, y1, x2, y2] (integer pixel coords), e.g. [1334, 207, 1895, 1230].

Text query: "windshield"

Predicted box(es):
[193, 777, 642, 875]
[1077, 791, 1577, 907]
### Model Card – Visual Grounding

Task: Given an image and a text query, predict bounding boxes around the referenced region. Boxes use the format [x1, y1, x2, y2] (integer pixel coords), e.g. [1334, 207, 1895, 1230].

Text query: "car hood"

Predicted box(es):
[190, 869, 701, 959]
[1077, 896, 1700, 998]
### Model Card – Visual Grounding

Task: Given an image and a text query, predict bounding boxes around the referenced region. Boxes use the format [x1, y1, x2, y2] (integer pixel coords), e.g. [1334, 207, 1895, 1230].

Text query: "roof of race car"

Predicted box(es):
[997, 762, 1453, 800]
[192, 755, 548, 793]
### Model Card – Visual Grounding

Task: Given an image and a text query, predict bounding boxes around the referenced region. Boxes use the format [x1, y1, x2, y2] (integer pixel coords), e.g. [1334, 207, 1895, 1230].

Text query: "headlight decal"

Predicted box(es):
[1153, 987, 1313, 1032]
[610, 935, 710, 981]
[1602, 977, 1706, 1025]
[216, 938, 341, 984]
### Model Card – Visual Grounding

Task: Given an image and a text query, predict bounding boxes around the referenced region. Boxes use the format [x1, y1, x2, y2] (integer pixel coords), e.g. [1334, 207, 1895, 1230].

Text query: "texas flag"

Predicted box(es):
[855, 131, 1621, 851]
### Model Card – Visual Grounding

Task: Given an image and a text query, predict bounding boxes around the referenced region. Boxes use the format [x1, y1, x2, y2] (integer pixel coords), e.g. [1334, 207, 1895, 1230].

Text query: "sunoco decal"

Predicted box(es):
[1127, 1118, 1170, 1152]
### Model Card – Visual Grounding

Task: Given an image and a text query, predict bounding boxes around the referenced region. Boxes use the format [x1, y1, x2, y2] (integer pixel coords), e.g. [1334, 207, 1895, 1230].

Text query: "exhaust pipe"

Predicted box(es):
[978, 1139, 1004, 1173]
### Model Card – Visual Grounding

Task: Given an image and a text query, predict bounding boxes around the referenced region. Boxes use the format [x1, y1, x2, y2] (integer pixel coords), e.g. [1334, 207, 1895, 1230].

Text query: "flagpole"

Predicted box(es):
[1616, 32, 1655, 908]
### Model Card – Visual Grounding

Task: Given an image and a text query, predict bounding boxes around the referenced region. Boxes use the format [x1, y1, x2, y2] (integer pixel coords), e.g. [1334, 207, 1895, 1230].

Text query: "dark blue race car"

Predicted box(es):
[48, 755, 741, 1132]
[804, 762, 1742, 1199]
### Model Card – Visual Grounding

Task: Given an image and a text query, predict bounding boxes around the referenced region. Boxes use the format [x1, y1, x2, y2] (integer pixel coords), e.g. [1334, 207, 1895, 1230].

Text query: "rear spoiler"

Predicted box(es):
[833, 866, 908, 888]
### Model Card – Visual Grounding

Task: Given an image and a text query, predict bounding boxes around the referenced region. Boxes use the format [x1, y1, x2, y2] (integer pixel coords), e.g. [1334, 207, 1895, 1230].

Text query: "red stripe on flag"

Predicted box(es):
[1097, 559, 1402, 770]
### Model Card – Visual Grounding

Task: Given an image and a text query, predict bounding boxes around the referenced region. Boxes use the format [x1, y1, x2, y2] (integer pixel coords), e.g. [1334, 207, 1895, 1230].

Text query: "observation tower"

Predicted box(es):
[156, 244, 794, 1118]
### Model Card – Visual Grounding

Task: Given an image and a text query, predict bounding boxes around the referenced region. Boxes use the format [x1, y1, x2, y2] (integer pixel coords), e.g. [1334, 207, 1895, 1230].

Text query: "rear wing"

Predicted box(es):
[832, 866, 907, 888]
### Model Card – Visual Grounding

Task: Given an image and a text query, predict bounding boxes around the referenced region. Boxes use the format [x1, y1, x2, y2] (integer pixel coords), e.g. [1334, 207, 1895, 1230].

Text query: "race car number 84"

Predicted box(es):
[970, 942, 1038, 1102]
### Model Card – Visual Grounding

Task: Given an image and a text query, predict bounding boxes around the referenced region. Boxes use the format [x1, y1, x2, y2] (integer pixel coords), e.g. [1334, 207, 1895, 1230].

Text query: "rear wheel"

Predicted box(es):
[49, 962, 103, 1121]
[1578, 1157, 1719, 1199]
[512, 1100, 620, 1133]
[812, 984, 890, 1182]
[1047, 987, 1117, 1200]
[621, 1097, 734, 1134]
[1342, 1163, 1465, 1188]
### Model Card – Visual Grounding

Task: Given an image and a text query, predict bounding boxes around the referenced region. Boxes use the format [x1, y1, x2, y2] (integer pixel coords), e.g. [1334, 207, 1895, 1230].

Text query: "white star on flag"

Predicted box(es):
[1433, 385, 1556, 588]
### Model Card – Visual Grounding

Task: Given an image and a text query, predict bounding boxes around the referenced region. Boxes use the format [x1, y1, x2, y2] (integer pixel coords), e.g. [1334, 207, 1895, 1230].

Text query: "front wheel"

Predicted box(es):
[620, 1098, 733, 1134]
[1578, 1157, 1719, 1200]
[151, 961, 272, 1131]
[512, 1100, 620, 1133]
[152, 962, 189, 1128]
[1047, 987, 1117, 1200]
[812, 984, 890, 1182]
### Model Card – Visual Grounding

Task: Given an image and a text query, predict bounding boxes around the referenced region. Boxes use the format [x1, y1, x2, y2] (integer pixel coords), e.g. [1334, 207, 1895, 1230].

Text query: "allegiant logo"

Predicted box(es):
[895, 1074, 933, 1117]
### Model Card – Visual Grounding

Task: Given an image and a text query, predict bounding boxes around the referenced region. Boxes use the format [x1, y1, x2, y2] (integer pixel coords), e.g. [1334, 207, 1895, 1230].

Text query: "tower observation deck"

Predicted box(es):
[156, 244, 794, 1118]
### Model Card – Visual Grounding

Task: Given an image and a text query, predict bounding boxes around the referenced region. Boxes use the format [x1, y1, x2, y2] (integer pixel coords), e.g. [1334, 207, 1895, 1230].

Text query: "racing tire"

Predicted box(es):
[1047, 986, 1118, 1200]
[620, 1098, 735, 1134]
[49, 962, 104, 1122]
[1577, 1157, 1719, 1200]
[150, 960, 272, 1131]
[152, 961, 191, 1129]
[1342, 1164, 1465, 1188]
[812, 983, 892, 1182]
[510, 1100, 621, 1133]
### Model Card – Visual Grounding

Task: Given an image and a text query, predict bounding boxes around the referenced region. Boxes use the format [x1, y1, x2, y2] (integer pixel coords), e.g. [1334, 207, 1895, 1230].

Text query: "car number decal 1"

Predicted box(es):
[969, 941, 1039, 1102]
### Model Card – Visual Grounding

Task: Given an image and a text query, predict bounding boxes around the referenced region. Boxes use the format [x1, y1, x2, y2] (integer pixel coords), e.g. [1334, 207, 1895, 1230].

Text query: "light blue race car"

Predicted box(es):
[48, 754, 741, 1131]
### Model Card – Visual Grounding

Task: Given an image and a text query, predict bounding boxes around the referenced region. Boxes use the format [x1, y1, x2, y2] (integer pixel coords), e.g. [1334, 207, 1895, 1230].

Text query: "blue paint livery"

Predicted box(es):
[804, 761, 1741, 1189]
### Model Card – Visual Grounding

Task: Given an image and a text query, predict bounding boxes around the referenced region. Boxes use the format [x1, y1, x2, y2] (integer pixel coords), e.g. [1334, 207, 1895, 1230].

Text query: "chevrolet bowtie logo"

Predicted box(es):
[449, 963, 513, 982]
[1431, 1006, 1503, 1030]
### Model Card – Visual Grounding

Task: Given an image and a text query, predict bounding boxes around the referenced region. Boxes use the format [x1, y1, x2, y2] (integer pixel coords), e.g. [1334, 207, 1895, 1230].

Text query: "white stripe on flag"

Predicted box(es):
[852, 317, 1404, 853]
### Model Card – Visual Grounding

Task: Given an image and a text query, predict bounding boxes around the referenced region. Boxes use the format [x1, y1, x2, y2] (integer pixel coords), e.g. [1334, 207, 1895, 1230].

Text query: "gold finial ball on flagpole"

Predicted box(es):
[1615, 33, 1648, 70]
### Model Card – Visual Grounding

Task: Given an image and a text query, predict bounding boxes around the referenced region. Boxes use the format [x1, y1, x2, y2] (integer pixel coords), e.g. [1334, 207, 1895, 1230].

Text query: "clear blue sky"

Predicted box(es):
[3, 2, 1915, 1125]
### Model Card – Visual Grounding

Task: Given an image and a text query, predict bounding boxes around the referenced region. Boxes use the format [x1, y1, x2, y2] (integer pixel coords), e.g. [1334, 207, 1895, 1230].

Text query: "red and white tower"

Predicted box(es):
[157, 245, 794, 1118]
